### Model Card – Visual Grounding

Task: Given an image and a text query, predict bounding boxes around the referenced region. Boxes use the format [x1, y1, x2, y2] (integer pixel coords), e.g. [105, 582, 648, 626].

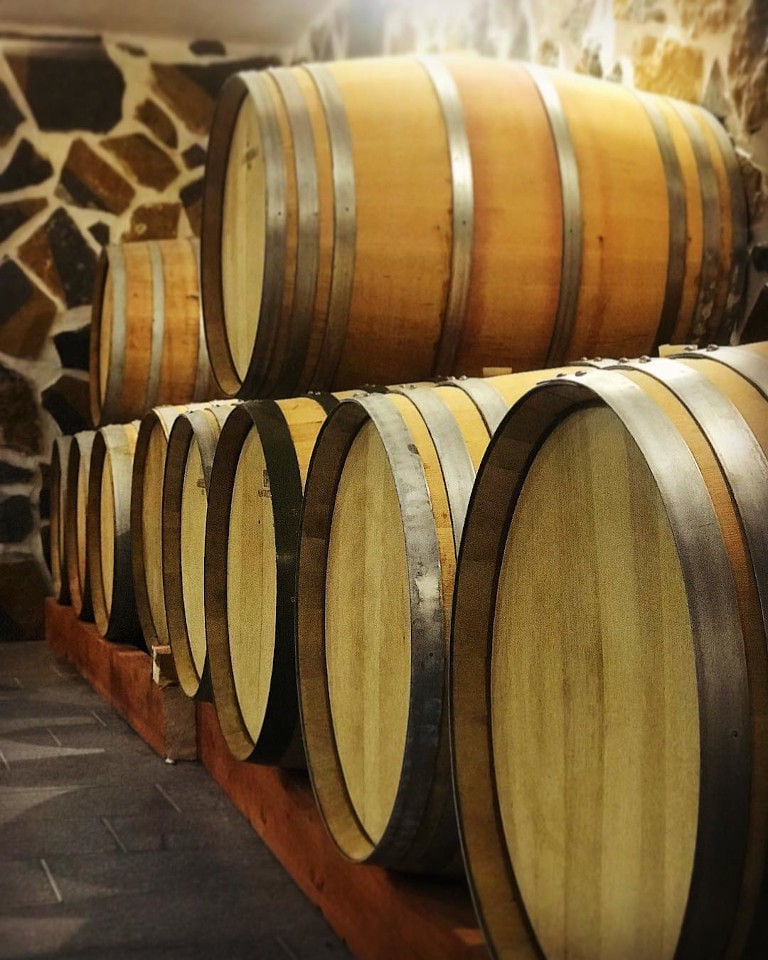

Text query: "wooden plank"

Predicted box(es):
[45, 598, 196, 761]
[196, 700, 487, 960]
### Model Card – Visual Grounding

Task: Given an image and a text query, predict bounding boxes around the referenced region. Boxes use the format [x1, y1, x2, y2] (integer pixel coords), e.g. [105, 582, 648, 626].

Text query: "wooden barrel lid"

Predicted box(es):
[206, 395, 337, 766]
[87, 423, 141, 642]
[163, 404, 235, 699]
[65, 430, 95, 620]
[131, 407, 183, 650]
[50, 435, 72, 604]
[325, 412, 412, 845]
[613, 355, 768, 958]
[452, 369, 751, 960]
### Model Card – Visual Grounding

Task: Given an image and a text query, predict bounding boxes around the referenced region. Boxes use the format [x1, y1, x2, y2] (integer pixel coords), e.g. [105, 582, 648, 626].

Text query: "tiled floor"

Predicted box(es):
[0, 641, 352, 960]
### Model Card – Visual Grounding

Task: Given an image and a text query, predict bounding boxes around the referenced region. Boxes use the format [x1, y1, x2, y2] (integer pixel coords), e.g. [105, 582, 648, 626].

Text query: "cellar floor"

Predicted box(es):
[0, 641, 352, 960]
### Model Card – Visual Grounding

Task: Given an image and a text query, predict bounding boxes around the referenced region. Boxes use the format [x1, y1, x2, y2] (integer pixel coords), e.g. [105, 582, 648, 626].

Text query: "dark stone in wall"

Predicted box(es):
[89, 222, 110, 247]
[180, 177, 203, 236]
[0, 79, 24, 146]
[189, 39, 226, 56]
[0, 197, 47, 244]
[0, 260, 57, 359]
[53, 326, 90, 371]
[0, 461, 33, 485]
[0, 553, 50, 640]
[0, 495, 34, 542]
[182, 143, 206, 169]
[56, 138, 135, 214]
[122, 202, 181, 241]
[151, 56, 277, 135]
[0, 138, 53, 191]
[135, 98, 178, 148]
[6, 46, 125, 133]
[42, 375, 91, 435]
[102, 132, 179, 191]
[0, 363, 42, 455]
[18, 208, 96, 309]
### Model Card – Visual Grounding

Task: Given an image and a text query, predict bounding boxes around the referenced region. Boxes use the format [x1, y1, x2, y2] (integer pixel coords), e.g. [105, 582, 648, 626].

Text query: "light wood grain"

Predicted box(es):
[325, 417, 411, 843]
[99, 268, 113, 408]
[50, 436, 71, 603]
[313, 385, 500, 868]
[446, 57, 562, 374]
[327, 57, 451, 387]
[90, 239, 213, 425]
[655, 99, 704, 345]
[88, 423, 140, 640]
[222, 93, 266, 382]
[180, 438, 208, 678]
[64, 432, 95, 619]
[99, 454, 116, 619]
[142, 419, 173, 644]
[292, 69, 335, 390]
[209, 395, 357, 765]
[492, 405, 699, 960]
[226, 424, 278, 740]
[639, 357, 768, 957]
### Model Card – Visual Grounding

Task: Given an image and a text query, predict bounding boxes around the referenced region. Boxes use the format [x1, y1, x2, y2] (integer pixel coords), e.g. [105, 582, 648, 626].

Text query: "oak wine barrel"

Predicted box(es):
[451, 352, 768, 959]
[162, 402, 238, 699]
[131, 401, 233, 652]
[202, 55, 746, 398]
[90, 239, 220, 426]
[50, 434, 72, 604]
[295, 369, 585, 872]
[86, 422, 142, 641]
[205, 392, 366, 768]
[64, 430, 96, 620]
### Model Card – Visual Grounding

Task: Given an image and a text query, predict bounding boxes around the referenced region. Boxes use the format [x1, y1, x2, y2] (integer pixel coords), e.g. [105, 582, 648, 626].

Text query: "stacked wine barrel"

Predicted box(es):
[90, 238, 221, 426]
[49, 233, 231, 643]
[46, 49, 768, 960]
[201, 55, 746, 397]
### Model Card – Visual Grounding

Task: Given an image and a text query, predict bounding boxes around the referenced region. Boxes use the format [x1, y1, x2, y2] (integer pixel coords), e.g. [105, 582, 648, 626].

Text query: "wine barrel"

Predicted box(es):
[64, 430, 96, 620]
[131, 401, 234, 651]
[50, 435, 72, 604]
[90, 238, 220, 426]
[87, 422, 142, 641]
[162, 402, 238, 700]
[451, 360, 767, 959]
[202, 55, 746, 398]
[295, 369, 584, 872]
[205, 392, 365, 769]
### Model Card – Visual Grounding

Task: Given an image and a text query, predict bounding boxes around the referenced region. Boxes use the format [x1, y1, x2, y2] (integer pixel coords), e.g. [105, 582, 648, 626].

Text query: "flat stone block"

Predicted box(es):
[6, 45, 124, 132]
[56, 138, 135, 215]
[0, 363, 42, 455]
[101, 132, 179, 191]
[0, 138, 53, 191]
[135, 98, 178, 148]
[0, 261, 57, 360]
[0, 197, 47, 245]
[17, 207, 97, 309]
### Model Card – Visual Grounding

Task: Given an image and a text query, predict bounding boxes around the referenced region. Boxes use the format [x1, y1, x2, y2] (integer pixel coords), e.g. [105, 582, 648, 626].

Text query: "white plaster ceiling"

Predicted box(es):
[0, 0, 341, 45]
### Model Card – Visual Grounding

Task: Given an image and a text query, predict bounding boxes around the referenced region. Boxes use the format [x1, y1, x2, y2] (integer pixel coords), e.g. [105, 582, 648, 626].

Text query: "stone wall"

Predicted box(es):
[0, 30, 296, 638]
[1, 2, 766, 637]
